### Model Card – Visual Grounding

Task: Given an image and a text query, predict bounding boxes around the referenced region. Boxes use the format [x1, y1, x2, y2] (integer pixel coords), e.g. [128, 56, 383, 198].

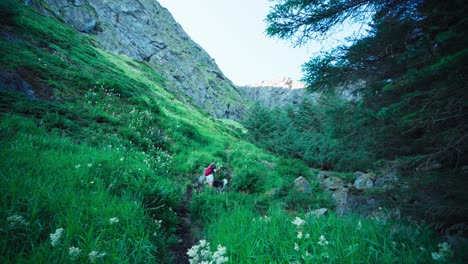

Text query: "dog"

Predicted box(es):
[197, 175, 228, 192]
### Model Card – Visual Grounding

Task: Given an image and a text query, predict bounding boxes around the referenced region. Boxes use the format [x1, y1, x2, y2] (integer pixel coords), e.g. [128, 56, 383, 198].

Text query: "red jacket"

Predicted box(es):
[204, 166, 214, 176]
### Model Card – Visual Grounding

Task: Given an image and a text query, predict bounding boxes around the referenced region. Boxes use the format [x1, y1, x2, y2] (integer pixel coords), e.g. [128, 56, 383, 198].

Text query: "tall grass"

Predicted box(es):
[0, 116, 179, 262]
[204, 205, 450, 263]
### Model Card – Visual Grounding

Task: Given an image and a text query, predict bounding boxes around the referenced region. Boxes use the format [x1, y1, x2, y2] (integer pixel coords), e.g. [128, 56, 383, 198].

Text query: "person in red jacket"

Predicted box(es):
[204, 162, 218, 187]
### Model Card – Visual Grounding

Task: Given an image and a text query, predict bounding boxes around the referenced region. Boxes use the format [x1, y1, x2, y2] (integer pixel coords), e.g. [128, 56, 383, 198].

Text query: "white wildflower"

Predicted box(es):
[294, 242, 300, 251]
[7, 214, 29, 227]
[432, 252, 443, 261]
[302, 250, 312, 259]
[212, 244, 228, 264]
[88, 250, 106, 263]
[318, 235, 329, 247]
[305, 233, 310, 239]
[357, 220, 362, 230]
[68, 246, 81, 260]
[431, 242, 453, 261]
[187, 240, 228, 264]
[297, 231, 303, 239]
[292, 217, 306, 227]
[120, 157, 124, 161]
[109, 217, 119, 224]
[155, 219, 162, 229]
[74, 164, 81, 169]
[87, 163, 93, 168]
[50, 228, 64, 247]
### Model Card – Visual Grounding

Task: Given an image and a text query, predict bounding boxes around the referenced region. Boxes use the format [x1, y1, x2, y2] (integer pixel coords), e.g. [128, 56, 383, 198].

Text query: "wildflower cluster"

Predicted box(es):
[186, 240, 228, 264]
[290, 216, 331, 261]
[153, 219, 163, 237]
[252, 215, 271, 223]
[431, 242, 453, 261]
[88, 250, 107, 263]
[68, 246, 82, 261]
[109, 217, 119, 224]
[292, 217, 306, 227]
[7, 214, 29, 227]
[318, 235, 329, 247]
[49, 228, 107, 262]
[50, 228, 64, 247]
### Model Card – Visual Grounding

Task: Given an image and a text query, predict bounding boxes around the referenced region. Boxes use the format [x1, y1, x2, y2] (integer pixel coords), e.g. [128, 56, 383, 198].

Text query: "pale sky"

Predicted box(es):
[157, 0, 361, 86]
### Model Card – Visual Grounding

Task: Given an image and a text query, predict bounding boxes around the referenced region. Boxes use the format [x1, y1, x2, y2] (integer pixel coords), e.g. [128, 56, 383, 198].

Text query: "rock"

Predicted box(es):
[33, 0, 247, 119]
[354, 172, 375, 190]
[73, 0, 84, 6]
[0, 70, 35, 98]
[237, 85, 314, 108]
[368, 208, 390, 224]
[293, 176, 312, 195]
[333, 188, 349, 216]
[321, 176, 344, 191]
[307, 208, 328, 218]
[374, 171, 399, 190]
[316, 170, 330, 181]
[261, 160, 276, 169]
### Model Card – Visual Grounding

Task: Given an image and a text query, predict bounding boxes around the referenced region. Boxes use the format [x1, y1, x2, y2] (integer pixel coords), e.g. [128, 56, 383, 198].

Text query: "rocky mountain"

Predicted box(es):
[238, 77, 314, 108]
[246, 76, 306, 90]
[29, 0, 247, 119]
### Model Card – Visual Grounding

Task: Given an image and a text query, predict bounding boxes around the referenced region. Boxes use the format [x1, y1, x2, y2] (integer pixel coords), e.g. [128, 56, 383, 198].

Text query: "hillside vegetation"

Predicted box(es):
[0, 1, 464, 263]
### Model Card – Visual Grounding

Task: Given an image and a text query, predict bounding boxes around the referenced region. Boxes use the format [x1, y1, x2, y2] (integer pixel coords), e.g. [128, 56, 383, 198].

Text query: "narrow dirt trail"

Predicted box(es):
[170, 186, 198, 264]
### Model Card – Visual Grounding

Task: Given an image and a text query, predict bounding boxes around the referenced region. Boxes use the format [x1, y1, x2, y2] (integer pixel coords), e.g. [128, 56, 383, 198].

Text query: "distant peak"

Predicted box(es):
[246, 77, 306, 89]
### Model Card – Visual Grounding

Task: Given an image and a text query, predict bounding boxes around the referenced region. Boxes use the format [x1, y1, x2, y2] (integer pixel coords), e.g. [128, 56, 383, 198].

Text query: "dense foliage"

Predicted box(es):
[261, 0, 467, 170]
[243, 95, 378, 171]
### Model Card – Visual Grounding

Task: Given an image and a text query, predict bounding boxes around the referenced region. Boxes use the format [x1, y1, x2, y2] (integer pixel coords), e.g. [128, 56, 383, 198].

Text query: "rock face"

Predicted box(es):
[238, 77, 315, 108]
[30, 0, 247, 119]
[246, 77, 306, 90]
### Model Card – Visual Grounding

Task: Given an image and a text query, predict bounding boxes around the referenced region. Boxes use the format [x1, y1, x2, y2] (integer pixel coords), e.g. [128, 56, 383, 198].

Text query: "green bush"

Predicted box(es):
[231, 167, 265, 193]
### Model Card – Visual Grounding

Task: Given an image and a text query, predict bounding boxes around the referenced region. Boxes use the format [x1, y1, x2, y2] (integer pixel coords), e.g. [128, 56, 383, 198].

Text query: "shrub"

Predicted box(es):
[231, 167, 265, 193]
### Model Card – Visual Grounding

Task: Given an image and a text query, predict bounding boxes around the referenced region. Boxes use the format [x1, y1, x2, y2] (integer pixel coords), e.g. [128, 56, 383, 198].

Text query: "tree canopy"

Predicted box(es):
[262, 0, 467, 169]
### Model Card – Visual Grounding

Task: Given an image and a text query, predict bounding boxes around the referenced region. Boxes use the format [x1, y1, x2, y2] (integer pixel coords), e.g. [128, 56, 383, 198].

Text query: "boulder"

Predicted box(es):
[316, 170, 330, 181]
[307, 208, 328, 218]
[293, 176, 312, 195]
[0, 70, 35, 98]
[333, 188, 349, 216]
[321, 176, 344, 191]
[374, 171, 399, 190]
[354, 172, 375, 190]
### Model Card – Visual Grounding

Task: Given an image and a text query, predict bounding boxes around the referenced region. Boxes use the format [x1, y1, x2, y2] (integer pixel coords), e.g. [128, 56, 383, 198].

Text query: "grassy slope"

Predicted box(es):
[0, 2, 460, 263]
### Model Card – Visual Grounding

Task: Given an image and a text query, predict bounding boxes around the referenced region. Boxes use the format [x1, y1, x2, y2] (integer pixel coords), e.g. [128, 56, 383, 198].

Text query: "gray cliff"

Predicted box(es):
[237, 86, 306, 108]
[30, 0, 247, 119]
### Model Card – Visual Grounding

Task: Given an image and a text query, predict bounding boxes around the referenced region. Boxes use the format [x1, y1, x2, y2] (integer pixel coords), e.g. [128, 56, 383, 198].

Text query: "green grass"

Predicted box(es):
[0, 2, 461, 263]
[0, 116, 176, 262]
[204, 205, 447, 263]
